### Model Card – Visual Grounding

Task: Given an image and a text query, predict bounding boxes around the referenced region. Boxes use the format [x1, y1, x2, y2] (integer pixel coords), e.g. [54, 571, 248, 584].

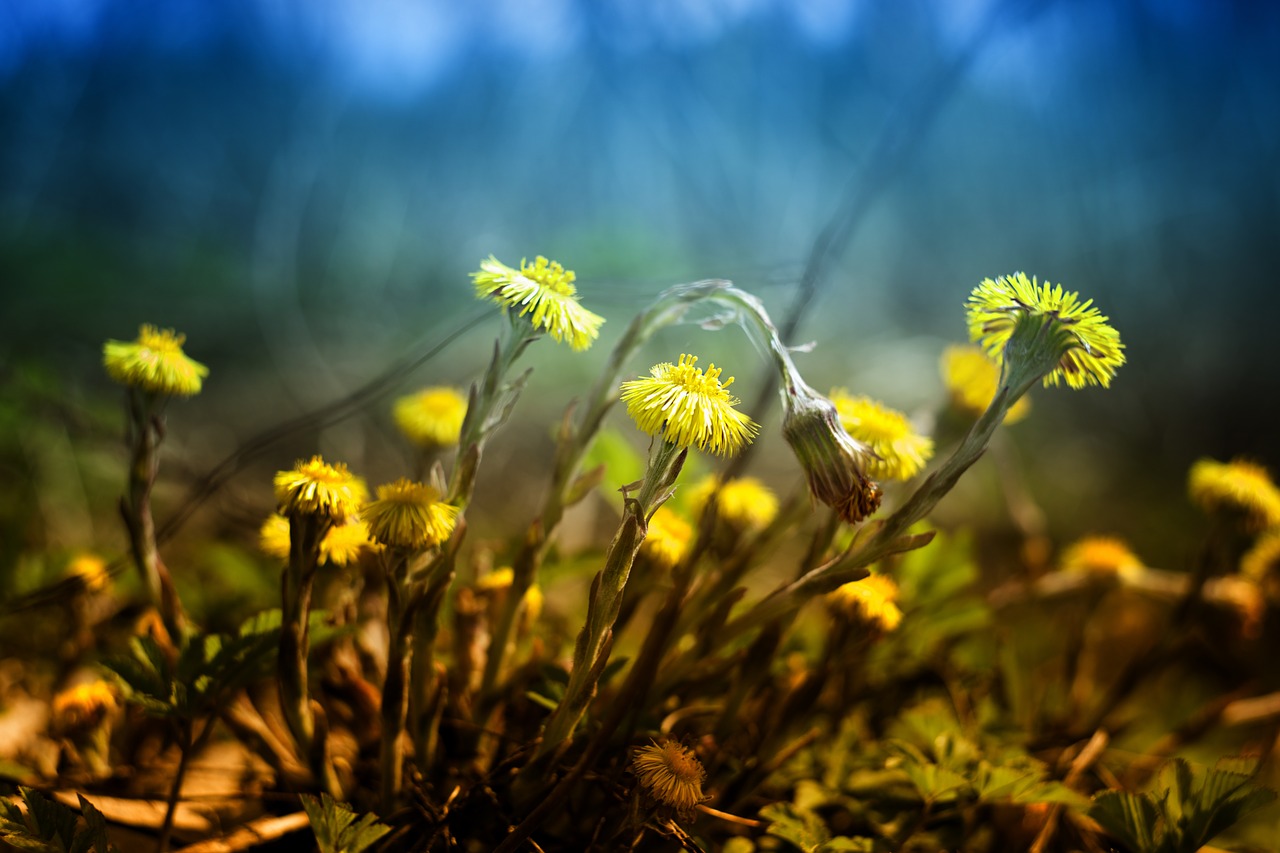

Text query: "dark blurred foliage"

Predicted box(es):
[1, 0, 1278, 572]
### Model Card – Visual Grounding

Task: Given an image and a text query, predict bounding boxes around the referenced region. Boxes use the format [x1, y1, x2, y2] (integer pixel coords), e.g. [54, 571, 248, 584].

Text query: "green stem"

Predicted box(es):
[278, 514, 325, 767]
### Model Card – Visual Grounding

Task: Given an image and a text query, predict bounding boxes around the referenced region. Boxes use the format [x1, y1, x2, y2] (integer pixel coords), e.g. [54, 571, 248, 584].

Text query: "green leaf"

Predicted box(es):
[818, 838, 876, 852]
[1161, 759, 1277, 853]
[300, 794, 390, 853]
[0, 789, 114, 853]
[1090, 790, 1162, 853]
[761, 802, 831, 852]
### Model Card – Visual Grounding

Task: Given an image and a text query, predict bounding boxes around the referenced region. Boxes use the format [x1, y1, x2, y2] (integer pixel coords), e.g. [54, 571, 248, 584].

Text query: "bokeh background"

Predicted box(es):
[2, 0, 1278, 578]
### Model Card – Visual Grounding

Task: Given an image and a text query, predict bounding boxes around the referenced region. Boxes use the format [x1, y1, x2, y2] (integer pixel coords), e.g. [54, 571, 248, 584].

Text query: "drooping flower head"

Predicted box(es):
[620, 354, 758, 456]
[103, 325, 209, 397]
[641, 506, 694, 569]
[687, 475, 778, 531]
[53, 680, 118, 732]
[940, 344, 1031, 423]
[966, 273, 1125, 389]
[1059, 535, 1143, 580]
[828, 574, 903, 632]
[632, 739, 706, 819]
[274, 456, 368, 523]
[782, 385, 882, 525]
[394, 386, 468, 447]
[362, 478, 459, 550]
[472, 255, 605, 351]
[1188, 458, 1280, 531]
[831, 391, 934, 481]
[259, 514, 373, 566]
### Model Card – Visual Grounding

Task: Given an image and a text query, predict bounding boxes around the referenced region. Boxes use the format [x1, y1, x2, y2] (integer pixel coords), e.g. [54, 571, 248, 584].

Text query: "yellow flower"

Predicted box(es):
[476, 567, 515, 592]
[260, 513, 374, 565]
[103, 324, 208, 397]
[393, 386, 468, 447]
[472, 255, 605, 351]
[1242, 529, 1280, 581]
[940, 344, 1031, 423]
[53, 680, 118, 731]
[1188, 458, 1280, 530]
[274, 456, 368, 523]
[641, 507, 694, 569]
[688, 475, 778, 531]
[1059, 536, 1143, 580]
[66, 553, 110, 592]
[828, 574, 903, 632]
[523, 584, 544, 623]
[362, 478, 459, 550]
[966, 273, 1125, 389]
[620, 354, 758, 456]
[633, 739, 706, 818]
[831, 391, 934, 481]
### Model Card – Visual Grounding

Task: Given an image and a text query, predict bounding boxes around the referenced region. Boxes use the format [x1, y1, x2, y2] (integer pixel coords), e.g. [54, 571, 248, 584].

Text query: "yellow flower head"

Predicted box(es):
[53, 680, 118, 731]
[362, 478, 459, 550]
[620, 354, 758, 456]
[66, 553, 110, 593]
[260, 513, 374, 566]
[274, 456, 367, 523]
[1188, 458, 1280, 530]
[641, 506, 694, 569]
[782, 388, 882, 525]
[1242, 529, 1280, 582]
[1059, 535, 1143, 580]
[523, 583, 544, 623]
[393, 386, 468, 447]
[103, 324, 208, 397]
[831, 391, 934, 481]
[966, 273, 1125, 389]
[476, 567, 515, 592]
[940, 344, 1031, 423]
[688, 475, 778, 531]
[472, 255, 605, 351]
[633, 739, 706, 818]
[828, 574, 903, 632]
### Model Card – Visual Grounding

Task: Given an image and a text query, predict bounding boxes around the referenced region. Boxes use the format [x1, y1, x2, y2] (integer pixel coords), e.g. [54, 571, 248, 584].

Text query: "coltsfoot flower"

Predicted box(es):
[363, 478, 459, 550]
[641, 506, 694, 569]
[633, 739, 706, 818]
[828, 574, 903, 632]
[940, 344, 1031, 423]
[66, 553, 110, 593]
[394, 386, 468, 447]
[103, 324, 208, 397]
[966, 273, 1125, 389]
[831, 391, 934, 481]
[620, 354, 758, 456]
[53, 680, 118, 732]
[472, 255, 605, 351]
[687, 475, 778, 531]
[274, 456, 368, 523]
[259, 514, 374, 565]
[783, 387, 882, 524]
[1060, 535, 1143, 580]
[1188, 458, 1280, 530]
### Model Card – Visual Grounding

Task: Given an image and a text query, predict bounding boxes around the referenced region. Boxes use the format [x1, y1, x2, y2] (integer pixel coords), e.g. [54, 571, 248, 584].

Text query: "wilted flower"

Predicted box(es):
[632, 739, 706, 818]
[274, 456, 368, 523]
[967, 273, 1125, 389]
[831, 391, 934, 481]
[687, 475, 778, 531]
[641, 507, 694, 569]
[363, 478, 459, 550]
[1188, 458, 1280, 530]
[828, 574, 903, 632]
[472, 255, 605, 351]
[620, 354, 758, 456]
[103, 324, 208, 397]
[394, 386, 468, 447]
[782, 387, 881, 524]
[1059, 535, 1143, 581]
[66, 553, 110, 593]
[52, 680, 118, 732]
[940, 344, 1031, 423]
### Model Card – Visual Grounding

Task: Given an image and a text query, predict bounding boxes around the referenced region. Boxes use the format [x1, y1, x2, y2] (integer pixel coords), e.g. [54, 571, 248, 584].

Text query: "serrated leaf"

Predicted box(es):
[761, 802, 831, 852]
[1090, 789, 1162, 853]
[300, 794, 390, 853]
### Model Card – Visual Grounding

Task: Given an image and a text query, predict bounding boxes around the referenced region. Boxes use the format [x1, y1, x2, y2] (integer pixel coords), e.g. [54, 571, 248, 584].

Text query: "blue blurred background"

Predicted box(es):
[2, 0, 1278, 565]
